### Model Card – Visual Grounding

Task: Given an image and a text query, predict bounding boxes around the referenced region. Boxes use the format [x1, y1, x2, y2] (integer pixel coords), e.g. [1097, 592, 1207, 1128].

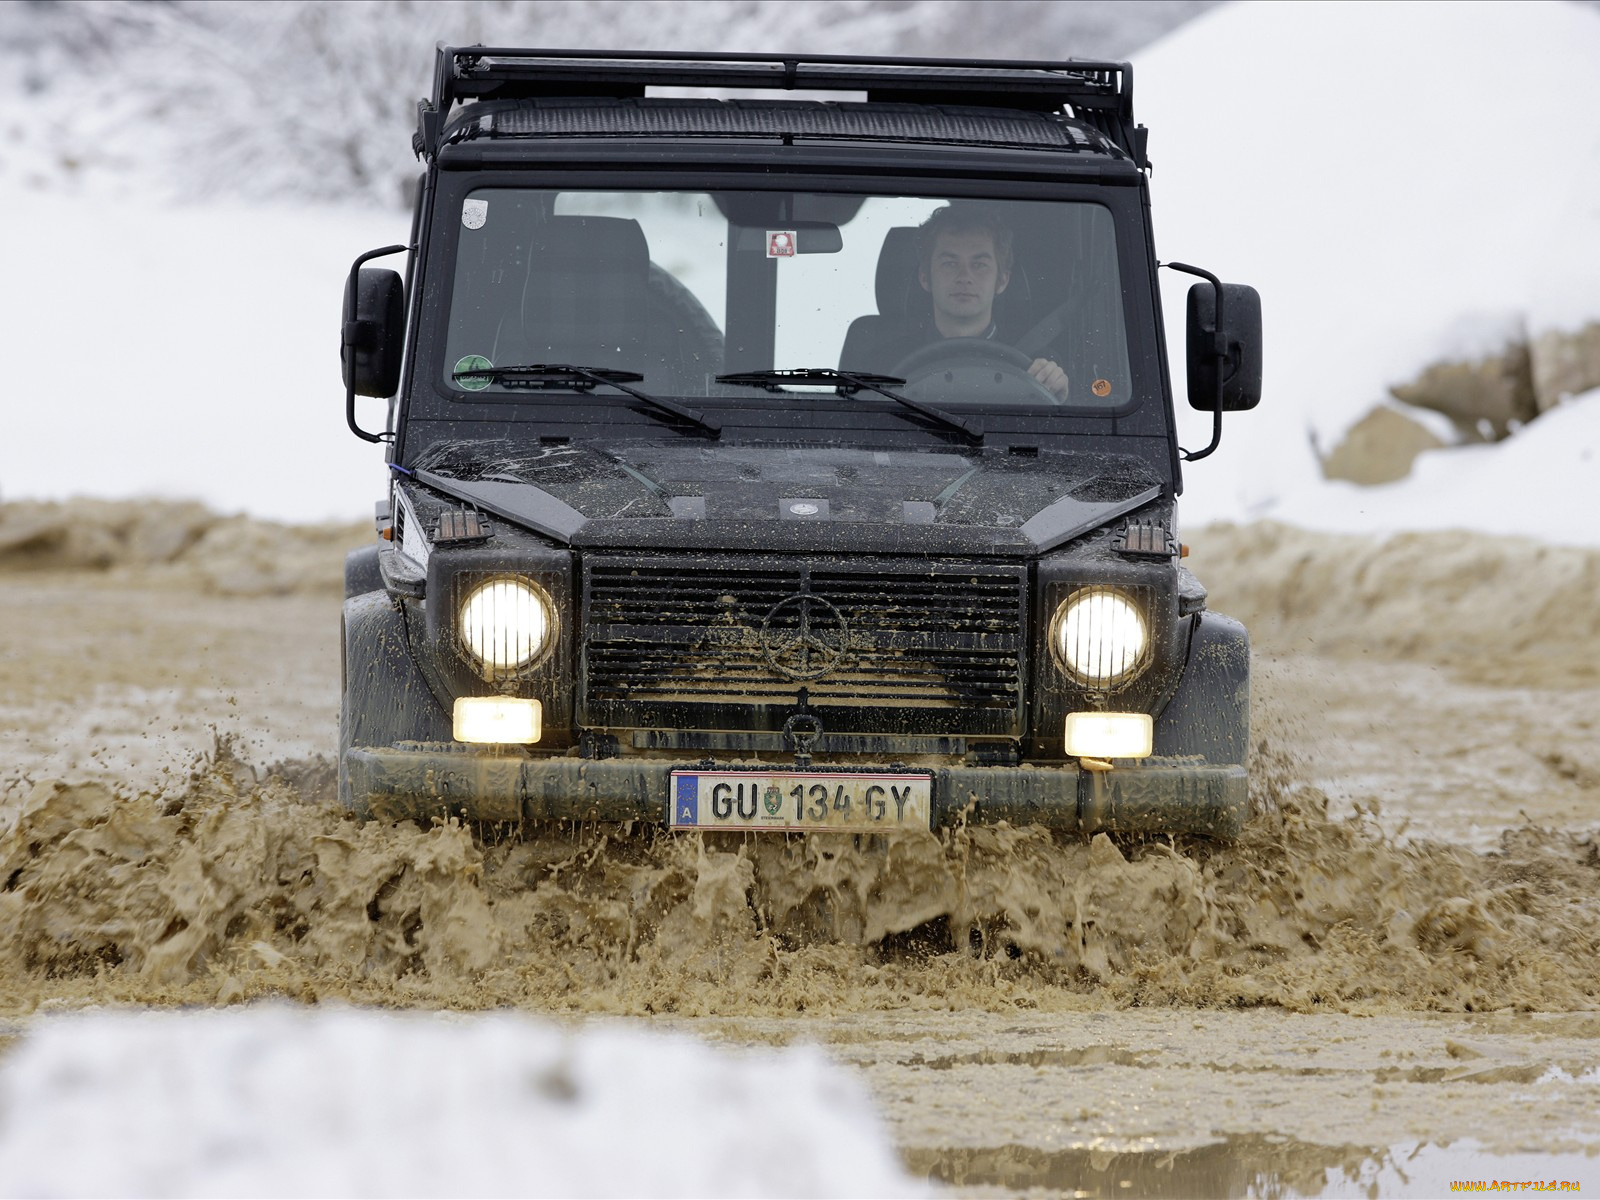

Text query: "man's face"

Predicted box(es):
[920, 228, 1010, 331]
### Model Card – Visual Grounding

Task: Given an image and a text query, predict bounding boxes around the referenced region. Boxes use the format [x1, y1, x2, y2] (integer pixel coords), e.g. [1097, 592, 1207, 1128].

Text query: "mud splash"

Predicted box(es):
[3, 738, 1597, 1019]
[3, 503, 1598, 1017]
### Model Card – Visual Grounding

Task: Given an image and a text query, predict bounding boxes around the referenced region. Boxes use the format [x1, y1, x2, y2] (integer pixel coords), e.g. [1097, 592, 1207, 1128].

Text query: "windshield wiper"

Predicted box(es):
[716, 368, 983, 444]
[453, 363, 721, 437]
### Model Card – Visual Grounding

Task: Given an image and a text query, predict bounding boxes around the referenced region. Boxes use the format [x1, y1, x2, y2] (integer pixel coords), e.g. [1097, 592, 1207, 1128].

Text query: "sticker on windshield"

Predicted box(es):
[1091, 378, 1113, 397]
[454, 354, 494, 391]
[767, 230, 796, 258]
[462, 198, 488, 230]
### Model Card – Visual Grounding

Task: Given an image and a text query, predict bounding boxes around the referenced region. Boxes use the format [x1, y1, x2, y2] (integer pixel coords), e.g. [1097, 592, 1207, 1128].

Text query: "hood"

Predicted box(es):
[407, 439, 1164, 557]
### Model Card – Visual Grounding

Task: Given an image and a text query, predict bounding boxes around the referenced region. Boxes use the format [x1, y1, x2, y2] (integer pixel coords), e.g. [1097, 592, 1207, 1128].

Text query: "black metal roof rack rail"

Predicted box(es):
[416, 46, 1141, 166]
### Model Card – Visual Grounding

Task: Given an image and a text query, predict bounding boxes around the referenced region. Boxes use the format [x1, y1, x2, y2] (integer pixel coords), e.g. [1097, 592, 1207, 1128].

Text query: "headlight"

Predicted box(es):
[1053, 588, 1148, 685]
[459, 578, 552, 671]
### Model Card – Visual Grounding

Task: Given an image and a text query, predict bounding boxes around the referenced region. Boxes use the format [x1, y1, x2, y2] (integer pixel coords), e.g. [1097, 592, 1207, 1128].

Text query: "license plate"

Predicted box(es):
[669, 770, 931, 832]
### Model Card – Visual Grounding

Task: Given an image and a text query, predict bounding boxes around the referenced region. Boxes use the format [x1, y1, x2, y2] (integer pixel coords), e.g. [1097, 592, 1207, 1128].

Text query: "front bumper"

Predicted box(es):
[343, 745, 1248, 839]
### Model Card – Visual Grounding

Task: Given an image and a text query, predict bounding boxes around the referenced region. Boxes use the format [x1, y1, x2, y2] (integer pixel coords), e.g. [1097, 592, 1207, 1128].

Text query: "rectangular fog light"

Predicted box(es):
[1064, 711, 1153, 760]
[454, 697, 542, 744]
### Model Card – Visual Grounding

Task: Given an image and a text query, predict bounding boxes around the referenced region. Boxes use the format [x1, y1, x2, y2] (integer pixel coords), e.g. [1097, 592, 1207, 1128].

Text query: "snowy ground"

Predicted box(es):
[0, 1008, 922, 1198]
[1137, 0, 1600, 538]
[1, 1, 1597, 536]
[2, 193, 402, 525]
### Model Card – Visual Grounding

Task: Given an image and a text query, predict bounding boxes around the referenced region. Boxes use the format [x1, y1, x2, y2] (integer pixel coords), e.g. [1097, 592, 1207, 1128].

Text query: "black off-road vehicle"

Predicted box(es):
[339, 47, 1262, 837]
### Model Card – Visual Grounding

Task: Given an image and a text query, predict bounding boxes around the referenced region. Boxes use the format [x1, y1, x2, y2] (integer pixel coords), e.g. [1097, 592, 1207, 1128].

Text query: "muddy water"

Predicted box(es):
[5, 747, 1598, 1018]
[2, 501, 1599, 1193]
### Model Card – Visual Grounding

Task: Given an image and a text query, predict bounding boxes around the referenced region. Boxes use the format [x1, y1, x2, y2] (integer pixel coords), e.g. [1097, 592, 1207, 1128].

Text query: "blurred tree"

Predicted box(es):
[2, 0, 1218, 207]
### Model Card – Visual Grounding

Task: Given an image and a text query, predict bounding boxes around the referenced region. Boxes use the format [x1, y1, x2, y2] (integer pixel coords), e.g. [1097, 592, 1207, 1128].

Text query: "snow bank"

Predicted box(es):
[1136, 0, 1600, 537]
[1270, 386, 1600, 543]
[0, 1007, 922, 1199]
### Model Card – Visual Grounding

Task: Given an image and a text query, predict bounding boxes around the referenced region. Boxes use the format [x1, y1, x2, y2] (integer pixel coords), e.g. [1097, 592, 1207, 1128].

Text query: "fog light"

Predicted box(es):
[1064, 711, 1152, 759]
[453, 697, 542, 744]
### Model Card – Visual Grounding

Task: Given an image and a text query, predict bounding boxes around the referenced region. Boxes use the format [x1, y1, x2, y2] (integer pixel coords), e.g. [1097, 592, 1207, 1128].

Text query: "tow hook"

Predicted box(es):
[783, 713, 824, 769]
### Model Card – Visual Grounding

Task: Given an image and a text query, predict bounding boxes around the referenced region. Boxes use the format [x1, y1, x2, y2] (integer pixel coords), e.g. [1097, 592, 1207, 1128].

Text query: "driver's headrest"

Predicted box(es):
[518, 215, 649, 367]
[875, 227, 920, 319]
[996, 259, 1031, 319]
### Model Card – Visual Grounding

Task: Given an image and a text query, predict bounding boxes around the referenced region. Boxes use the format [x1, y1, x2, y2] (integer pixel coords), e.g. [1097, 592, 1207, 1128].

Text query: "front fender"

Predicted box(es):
[344, 543, 384, 599]
[339, 590, 452, 812]
[1152, 610, 1250, 764]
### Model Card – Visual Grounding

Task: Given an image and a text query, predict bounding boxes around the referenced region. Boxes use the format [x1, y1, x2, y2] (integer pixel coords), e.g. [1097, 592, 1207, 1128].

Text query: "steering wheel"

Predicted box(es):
[890, 338, 1062, 405]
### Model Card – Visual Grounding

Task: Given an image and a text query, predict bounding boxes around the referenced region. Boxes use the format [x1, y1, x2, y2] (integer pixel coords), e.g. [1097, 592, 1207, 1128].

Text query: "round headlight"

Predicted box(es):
[459, 578, 551, 671]
[1054, 588, 1148, 685]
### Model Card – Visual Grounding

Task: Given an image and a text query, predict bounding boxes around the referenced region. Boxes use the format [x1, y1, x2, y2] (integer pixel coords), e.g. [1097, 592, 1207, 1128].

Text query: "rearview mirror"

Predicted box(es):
[733, 222, 844, 255]
[341, 267, 404, 398]
[1186, 282, 1262, 412]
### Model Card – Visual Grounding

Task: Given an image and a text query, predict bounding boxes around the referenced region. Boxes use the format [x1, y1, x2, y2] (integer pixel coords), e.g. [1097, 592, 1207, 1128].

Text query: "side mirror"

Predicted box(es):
[1186, 281, 1262, 412]
[342, 267, 405, 398]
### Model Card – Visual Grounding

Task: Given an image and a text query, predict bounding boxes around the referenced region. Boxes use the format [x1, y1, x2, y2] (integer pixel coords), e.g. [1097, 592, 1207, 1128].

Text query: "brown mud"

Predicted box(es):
[3, 499, 1599, 1189]
[3, 737, 1598, 1018]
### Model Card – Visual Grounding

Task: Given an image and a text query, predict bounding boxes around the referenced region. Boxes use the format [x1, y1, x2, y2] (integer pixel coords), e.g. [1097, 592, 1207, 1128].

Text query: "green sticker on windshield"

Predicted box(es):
[454, 354, 493, 391]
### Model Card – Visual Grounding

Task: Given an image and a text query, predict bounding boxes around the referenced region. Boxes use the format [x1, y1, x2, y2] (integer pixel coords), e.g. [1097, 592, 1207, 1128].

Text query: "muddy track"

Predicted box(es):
[2, 501, 1597, 1192]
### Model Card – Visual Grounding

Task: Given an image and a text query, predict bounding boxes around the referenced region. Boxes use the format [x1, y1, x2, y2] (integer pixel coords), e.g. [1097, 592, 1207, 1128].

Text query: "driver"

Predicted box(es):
[864, 204, 1070, 401]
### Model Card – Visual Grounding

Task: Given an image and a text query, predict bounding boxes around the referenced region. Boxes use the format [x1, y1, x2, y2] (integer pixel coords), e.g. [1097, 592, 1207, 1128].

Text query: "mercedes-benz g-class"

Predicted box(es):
[338, 47, 1263, 838]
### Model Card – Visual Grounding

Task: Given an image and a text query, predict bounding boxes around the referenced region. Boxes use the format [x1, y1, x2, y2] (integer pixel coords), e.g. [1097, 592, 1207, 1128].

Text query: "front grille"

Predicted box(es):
[581, 556, 1027, 737]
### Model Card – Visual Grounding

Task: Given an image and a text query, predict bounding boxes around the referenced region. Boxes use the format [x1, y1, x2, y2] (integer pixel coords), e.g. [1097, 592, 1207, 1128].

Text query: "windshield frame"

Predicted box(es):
[400, 163, 1172, 463]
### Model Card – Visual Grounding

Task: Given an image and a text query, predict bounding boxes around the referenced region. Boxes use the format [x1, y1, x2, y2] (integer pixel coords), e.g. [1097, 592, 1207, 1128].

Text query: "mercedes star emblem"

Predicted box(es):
[759, 592, 849, 680]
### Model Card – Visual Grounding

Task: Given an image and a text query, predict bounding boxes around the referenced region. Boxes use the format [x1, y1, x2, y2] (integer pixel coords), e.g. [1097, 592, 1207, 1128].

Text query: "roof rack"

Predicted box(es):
[415, 46, 1142, 166]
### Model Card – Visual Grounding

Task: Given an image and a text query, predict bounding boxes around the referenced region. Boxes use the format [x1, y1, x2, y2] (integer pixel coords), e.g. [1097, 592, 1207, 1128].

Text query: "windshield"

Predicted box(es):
[441, 188, 1134, 411]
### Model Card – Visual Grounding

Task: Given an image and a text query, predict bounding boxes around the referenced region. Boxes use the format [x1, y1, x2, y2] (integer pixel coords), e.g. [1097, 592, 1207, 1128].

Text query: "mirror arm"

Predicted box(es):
[1185, 393, 1224, 463]
[344, 244, 412, 444]
[1164, 261, 1226, 462]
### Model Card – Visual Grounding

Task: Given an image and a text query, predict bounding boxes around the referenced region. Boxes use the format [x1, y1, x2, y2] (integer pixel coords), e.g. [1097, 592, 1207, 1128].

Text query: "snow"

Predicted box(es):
[1266, 386, 1600, 544]
[0, 191, 402, 524]
[0, 1007, 923, 1198]
[2, 1, 1598, 539]
[1136, 0, 1600, 539]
